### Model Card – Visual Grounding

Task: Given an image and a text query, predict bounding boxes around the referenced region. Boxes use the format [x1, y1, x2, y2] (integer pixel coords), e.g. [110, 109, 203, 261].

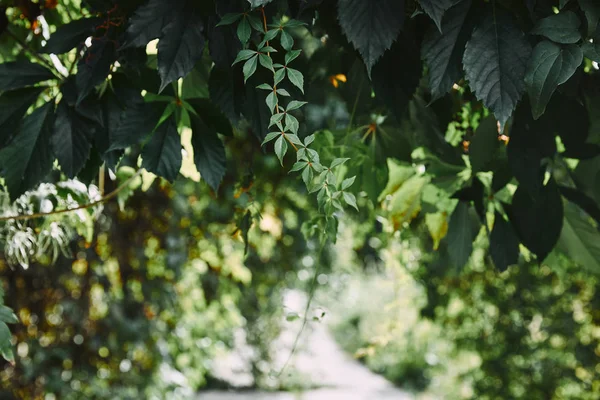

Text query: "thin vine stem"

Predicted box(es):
[0, 170, 144, 222]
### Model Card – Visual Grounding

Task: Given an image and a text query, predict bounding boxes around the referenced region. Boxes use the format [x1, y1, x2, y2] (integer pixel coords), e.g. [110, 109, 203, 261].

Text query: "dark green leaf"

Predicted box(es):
[259, 53, 274, 72]
[107, 100, 164, 151]
[41, 17, 103, 54]
[209, 66, 245, 124]
[0, 323, 13, 362]
[181, 62, 210, 99]
[52, 102, 93, 178]
[280, 29, 294, 50]
[0, 103, 55, 200]
[0, 306, 17, 324]
[123, 0, 179, 49]
[469, 115, 499, 173]
[510, 178, 563, 261]
[216, 13, 243, 27]
[422, 0, 474, 100]
[446, 201, 475, 268]
[525, 41, 583, 119]
[275, 135, 288, 165]
[579, 0, 599, 36]
[463, 9, 531, 127]
[559, 185, 600, 225]
[187, 98, 234, 137]
[243, 55, 258, 82]
[141, 114, 181, 182]
[190, 113, 227, 191]
[157, 8, 205, 92]
[0, 61, 55, 91]
[489, 211, 520, 272]
[582, 40, 600, 62]
[237, 17, 251, 44]
[343, 191, 358, 210]
[417, 0, 455, 32]
[557, 202, 600, 273]
[337, 0, 405, 75]
[76, 39, 117, 104]
[0, 87, 44, 146]
[286, 68, 304, 93]
[531, 11, 582, 44]
[248, 0, 274, 8]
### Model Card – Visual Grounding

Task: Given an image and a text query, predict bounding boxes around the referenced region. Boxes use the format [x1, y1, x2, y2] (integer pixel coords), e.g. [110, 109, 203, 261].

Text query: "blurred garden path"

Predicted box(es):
[199, 290, 414, 400]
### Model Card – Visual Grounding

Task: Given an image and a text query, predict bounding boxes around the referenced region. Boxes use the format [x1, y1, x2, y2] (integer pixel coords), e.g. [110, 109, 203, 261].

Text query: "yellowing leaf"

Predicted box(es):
[378, 159, 416, 202]
[426, 212, 449, 250]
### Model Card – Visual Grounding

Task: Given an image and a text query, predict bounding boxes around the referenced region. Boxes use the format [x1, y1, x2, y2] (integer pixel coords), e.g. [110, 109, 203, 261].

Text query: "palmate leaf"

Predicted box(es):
[0, 103, 55, 201]
[337, 0, 405, 75]
[141, 114, 182, 182]
[41, 17, 103, 54]
[76, 38, 117, 104]
[417, 0, 455, 32]
[190, 113, 227, 192]
[463, 8, 531, 128]
[52, 102, 94, 178]
[157, 7, 205, 92]
[422, 0, 473, 100]
[122, 0, 181, 49]
[0, 61, 56, 91]
[525, 41, 583, 119]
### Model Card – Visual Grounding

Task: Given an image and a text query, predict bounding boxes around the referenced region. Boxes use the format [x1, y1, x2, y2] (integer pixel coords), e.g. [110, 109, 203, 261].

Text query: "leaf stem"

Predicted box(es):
[6, 28, 63, 78]
[0, 170, 144, 222]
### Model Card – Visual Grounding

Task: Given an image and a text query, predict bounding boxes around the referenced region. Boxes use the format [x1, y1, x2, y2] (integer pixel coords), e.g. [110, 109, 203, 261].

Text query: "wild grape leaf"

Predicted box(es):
[157, 7, 205, 92]
[0, 61, 56, 91]
[558, 202, 600, 274]
[530, 11, 582, 44]
[446, 201, 476, 268]
[107, 99, 164, 151]
[52, 102, 93, 178]
[141, 114, 181, 182]
[0, 103, 55, 200]
[463, 9, 531, 127]
[489, 211, 520, 272]
[422, 0, 473, 100]
[209, 66, 244, 124]
[122, 0, 181, 49]
[525, 41, 583, 119]
[417, 0, 455, 32]
[0, 87, 44, 146]
[41, 17, 102, 54]
[187, 98, 233, 137]
[76, 39, 117, 104]
[337, 0, 405, 75]
[190, 113, 227, 191]
[509, 178, 563, 261]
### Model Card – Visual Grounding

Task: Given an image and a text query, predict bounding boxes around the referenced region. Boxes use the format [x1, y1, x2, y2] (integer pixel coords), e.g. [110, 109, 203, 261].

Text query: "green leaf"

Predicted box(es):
[181, 62, 210, 99]
[331, 158, 350, 169]
[243, 55, 258, 83]
[274, 135, 288, 165]
[122, 0, 178, 49]
[0, 61, 55, 91]
[76, 39, 117, 104]
[41, 17, 103, 54]
[489, 211, 520, 272]
[337, 0, 405, 75]
[0, 87, 44, 146]
[277, 88, 291, 96]
[582, 41, 600, 62]
[530, 11, 582, 44]
[274, 68, 286, 86]
[463, 9, 531, 128]
[301, 165, 314, 186]
[290, 161, 308, 172]
[286, 68, 304, 93]
[233, 49, 257, 65]
[259, 53, 274, 72]
[256, 83, 272, 90]
[304, 134, 315, 146]
[248, 0, 274, 8]
[280, 29, 294, 51]
[422, 0, 474, 100]
[342, 176, 356, 190]
[0, 323, 13, 363]
[187, 98, 234, 137]
[286, 133, 303, 147]
[285, 113, 299, 134]
[286, 100, 307, 111]
[509, 178, 564, 261]
[525, 41, 583, 119]
[247, 14, 264, 32]
[469, 115, 499, 173]
[269, 112, 285, 128]
[0, 102, 55, 201]
[141, 114, 181, 182]
[262, 131, 280, 145]
[579, 0, 599, 36]
[446, 201, 475, 268]
[285, 49, 302, 65]
[0, 306, 17, 324]
[157, 8, 205, 92]
[190, 113, 227, 191]
[417, 0, 455, 32]
[107, 100, 164, 152]
[237, 17, 252, 44]
[52, 102, 93, 178]
[216, 13, 243, 27]
[265, 91, 277, 113]
[343, 192, 359, 210]
[558, 202, 600, 273]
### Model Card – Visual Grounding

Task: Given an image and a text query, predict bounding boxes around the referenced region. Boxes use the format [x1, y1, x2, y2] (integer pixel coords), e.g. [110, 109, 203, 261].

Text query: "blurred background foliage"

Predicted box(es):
[0, 0, 599, 399]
